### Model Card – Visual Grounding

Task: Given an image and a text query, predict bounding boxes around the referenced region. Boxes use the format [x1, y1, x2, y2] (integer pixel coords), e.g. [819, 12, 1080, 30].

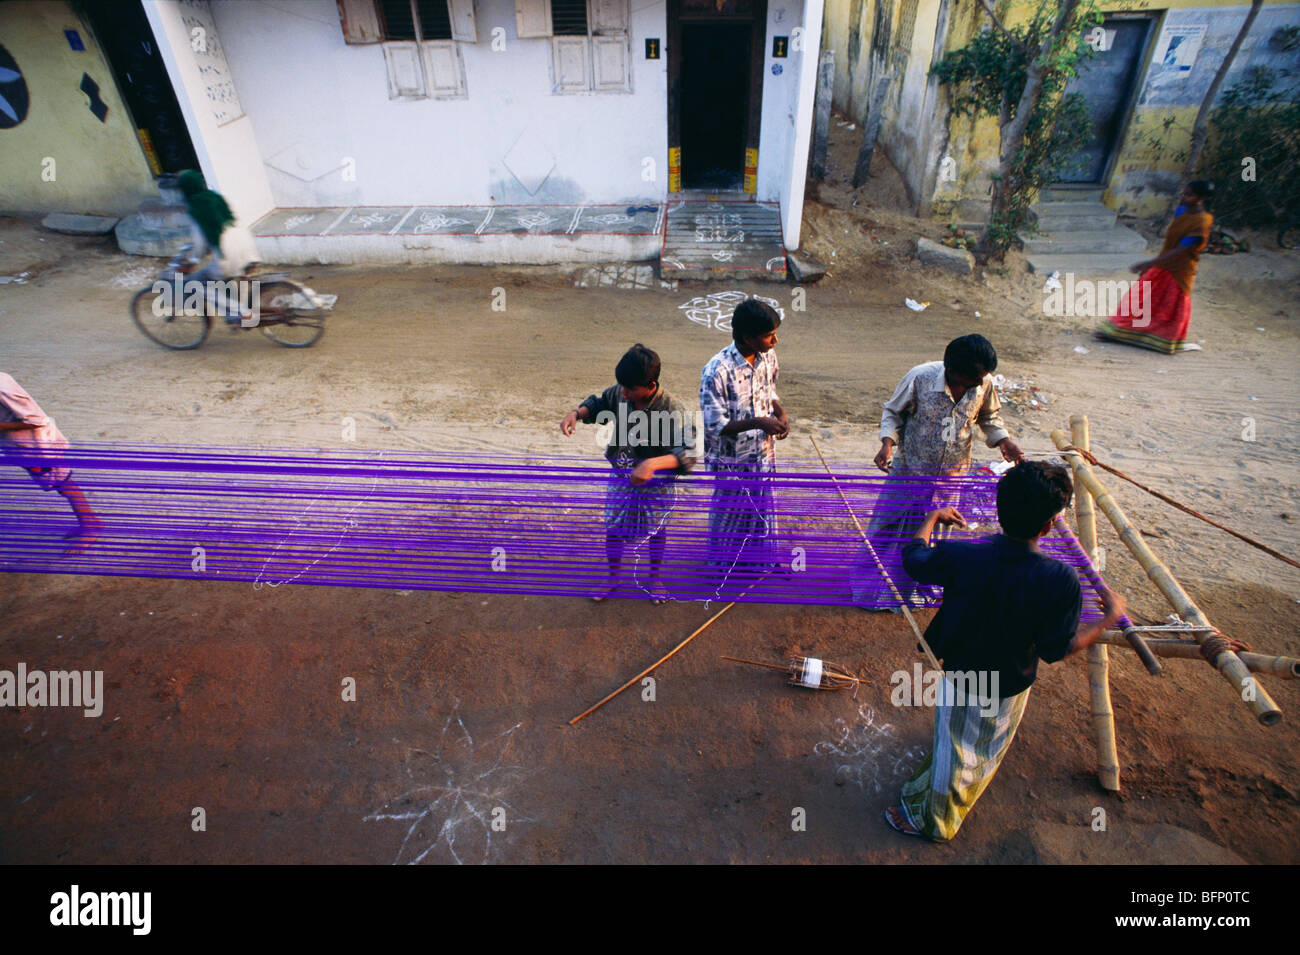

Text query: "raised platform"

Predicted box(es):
[248, 203, 666, 266]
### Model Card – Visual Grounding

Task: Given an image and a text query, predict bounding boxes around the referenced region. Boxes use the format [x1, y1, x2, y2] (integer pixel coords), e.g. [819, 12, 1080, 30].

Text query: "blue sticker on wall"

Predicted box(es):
[65, 29, 85, 51]
[0, 44, 29, 128]
[771, 64, 783, 76]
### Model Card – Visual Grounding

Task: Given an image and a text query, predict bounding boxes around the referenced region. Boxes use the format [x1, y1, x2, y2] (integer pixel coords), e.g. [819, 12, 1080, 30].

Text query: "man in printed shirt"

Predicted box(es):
[699, 299, 788, 574]
[852, 335, 1022, 608]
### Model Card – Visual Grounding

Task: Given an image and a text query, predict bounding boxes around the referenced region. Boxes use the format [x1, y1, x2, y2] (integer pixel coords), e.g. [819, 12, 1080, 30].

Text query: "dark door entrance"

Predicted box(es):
[680, 23, 750, 190]
[1057, 16, 1155, 185]
[82, 0, 198, 175]
[668, 0, 766, 194]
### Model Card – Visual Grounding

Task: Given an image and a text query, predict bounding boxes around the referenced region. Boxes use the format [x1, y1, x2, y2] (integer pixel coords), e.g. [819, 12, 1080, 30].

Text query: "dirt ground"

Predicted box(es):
[1, 121, 1298, 864]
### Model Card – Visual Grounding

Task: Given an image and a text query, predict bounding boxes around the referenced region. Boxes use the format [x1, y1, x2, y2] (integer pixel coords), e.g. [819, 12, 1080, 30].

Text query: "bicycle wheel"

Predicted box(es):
[131, 284, 210, 350]
[255, 281, 325, 348]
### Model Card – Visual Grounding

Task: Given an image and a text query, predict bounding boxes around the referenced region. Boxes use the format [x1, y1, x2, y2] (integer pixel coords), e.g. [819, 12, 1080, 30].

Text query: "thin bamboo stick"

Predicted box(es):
[1099, 632, 1299, 679]
[808, 435, 941, 671]
[568, 587, 753, 726]
[1071, 416, 1121, 791]
[1051, 428, 1282, 726]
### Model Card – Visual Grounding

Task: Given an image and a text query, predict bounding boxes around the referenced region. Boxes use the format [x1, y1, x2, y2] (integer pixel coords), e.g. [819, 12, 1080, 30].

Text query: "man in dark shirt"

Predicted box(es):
[883, 461, 1125, 841]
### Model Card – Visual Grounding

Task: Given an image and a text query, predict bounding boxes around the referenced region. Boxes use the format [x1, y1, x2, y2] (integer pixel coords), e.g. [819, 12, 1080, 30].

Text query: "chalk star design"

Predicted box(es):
[365, 701, 529, 865]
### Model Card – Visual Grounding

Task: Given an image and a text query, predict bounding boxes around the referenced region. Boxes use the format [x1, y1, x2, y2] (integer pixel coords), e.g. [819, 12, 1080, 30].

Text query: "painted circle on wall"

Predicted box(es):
[0, 44, 30, 129]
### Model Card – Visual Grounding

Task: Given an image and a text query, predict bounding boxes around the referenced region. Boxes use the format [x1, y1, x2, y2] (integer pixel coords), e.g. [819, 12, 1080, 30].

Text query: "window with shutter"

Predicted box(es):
[551, 0, 588, 36]
[551, 35, 590, 90]
[379, 0, 419, 40]
[415, 0, 454, 39]
[547, 0, 628, 93]
[383, 41, 426, 97]
[515, 0, 553, 39]
[424, 41, 466, 96]
[338, 0, 384, 43]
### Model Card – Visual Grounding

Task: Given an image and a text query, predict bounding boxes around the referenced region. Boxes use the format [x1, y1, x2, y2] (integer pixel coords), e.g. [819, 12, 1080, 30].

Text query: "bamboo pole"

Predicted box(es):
[808, 435, 942, 671]
[1070, 416, 1121, 791]
[1051, 428, 1282, 726]
[1098, 632, 1299, 679]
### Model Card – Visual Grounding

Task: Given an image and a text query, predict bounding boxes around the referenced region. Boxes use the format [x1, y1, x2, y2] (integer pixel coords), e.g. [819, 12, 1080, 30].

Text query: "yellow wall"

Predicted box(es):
[0, 0, 158, 215]
[922, 0, 1297, 219]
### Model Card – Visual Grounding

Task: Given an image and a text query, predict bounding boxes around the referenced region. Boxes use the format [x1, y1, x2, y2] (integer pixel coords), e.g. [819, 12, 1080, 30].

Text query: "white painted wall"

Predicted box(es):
[205, 0, 666, 207]
[777, 0, 823, 249]
[143, 0, 276, 226]
[150, 0, 809, 213]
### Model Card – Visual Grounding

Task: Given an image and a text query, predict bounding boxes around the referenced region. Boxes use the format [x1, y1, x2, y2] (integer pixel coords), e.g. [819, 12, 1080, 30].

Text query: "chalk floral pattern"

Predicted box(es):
[365, 701, 529, 864]
[678, 291, 784, 332]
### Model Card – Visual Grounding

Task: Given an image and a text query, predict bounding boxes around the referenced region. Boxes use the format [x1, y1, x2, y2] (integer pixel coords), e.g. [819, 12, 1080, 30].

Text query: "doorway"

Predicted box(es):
[680, 23, 750, 190]
[668, 0, 766, 193]
[82, 0, 198, 175]
[1056, 15, 1155, 185]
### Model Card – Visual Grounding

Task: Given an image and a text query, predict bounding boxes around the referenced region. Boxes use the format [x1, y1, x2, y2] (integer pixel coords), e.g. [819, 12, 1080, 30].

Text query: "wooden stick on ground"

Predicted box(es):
[1051, 428, 1282, 726]
[568, 585, 755, 726]
[808, 435, 941, 671]
[1070, 415, 1121, 792]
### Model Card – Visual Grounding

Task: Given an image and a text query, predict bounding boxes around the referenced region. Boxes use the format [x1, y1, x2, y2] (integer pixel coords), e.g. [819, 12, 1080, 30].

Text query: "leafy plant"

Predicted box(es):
[930, 0, 1102, 262]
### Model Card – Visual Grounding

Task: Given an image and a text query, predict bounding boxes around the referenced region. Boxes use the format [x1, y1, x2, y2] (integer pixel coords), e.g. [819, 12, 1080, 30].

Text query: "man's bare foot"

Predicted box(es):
[590, 582, 617, 603]
[60, 521, 100, 556]
[648, 588, 669, 606]
[883, 805, 922, 837]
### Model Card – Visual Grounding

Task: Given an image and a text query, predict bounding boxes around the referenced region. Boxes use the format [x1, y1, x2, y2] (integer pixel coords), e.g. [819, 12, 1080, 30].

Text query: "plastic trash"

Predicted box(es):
[904, 298, 930, 311]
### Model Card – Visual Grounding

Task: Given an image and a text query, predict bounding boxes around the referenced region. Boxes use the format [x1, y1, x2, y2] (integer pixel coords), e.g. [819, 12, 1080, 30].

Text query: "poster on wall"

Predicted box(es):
[1152, 23, 1207, 72]
[179, 0, 245, 126]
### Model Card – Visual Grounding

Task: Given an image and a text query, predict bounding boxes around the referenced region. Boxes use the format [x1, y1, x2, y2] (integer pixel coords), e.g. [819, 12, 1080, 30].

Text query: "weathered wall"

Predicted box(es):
[1106, 1, 1300, 216]
[0, 0, 158, 215]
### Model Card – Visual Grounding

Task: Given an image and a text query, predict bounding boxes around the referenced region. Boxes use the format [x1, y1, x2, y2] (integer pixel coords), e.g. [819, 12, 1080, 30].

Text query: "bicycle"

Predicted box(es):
[130, 247, 328, 350]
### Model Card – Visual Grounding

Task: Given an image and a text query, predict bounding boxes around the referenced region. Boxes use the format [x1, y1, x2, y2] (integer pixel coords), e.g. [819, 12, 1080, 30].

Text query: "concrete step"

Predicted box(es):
[1030, 200, 1116, 232]
[661, 199, 786, 282]
[1040, 186, 1104, 203]
[1020, 224, 1148, 255]
[1024, 253, 1142, 275]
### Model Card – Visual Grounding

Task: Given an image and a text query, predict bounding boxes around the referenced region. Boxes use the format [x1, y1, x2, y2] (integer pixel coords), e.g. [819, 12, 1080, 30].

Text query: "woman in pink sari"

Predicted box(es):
[1096, 180, 1214, 354]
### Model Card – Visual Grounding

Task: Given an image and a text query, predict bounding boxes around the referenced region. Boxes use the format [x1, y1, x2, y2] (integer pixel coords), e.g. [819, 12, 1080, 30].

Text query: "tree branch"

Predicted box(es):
[977, 0, 1017, 42]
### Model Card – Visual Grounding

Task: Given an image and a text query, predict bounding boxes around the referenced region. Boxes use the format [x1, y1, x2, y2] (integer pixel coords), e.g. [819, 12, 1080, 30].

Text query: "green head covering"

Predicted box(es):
[177, 169, 234, 250]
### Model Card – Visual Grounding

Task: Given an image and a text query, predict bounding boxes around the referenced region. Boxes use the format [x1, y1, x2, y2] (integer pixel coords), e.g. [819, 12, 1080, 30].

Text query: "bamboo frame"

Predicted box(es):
[1051, 428, 1282, 726]
[1098, 632, 1299, 679]
[1071, 416, 1121, 791]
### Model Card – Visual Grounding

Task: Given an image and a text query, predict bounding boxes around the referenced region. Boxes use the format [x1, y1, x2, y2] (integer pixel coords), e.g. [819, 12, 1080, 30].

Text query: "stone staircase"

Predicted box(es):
[1021, 187, 1151, 275]
[659, 196, 787, 282]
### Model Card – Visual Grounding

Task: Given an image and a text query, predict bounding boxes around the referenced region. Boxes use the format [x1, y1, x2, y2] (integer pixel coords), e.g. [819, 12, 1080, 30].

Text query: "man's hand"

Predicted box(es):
[754, 416, 787, 437]
[772, 408, 790, 440]
[874, 439, 894, 473]
[560, 410, 580, 436]
[1098, 588, 1127, 627]
[997, 437, 1024, 464]
[629, 460, 656, 486]
[928, 507, 967, 529]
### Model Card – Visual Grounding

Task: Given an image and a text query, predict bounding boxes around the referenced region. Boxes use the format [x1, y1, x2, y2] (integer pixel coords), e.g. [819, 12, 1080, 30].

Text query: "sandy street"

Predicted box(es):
[1, 145, 1298, 863]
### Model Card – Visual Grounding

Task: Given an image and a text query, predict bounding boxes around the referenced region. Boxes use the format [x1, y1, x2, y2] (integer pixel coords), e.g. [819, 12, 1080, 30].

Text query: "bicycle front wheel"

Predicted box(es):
[1279, 222, 1300, 250]
[255, 281, 325, 348]
[131, 285, 210, 350]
